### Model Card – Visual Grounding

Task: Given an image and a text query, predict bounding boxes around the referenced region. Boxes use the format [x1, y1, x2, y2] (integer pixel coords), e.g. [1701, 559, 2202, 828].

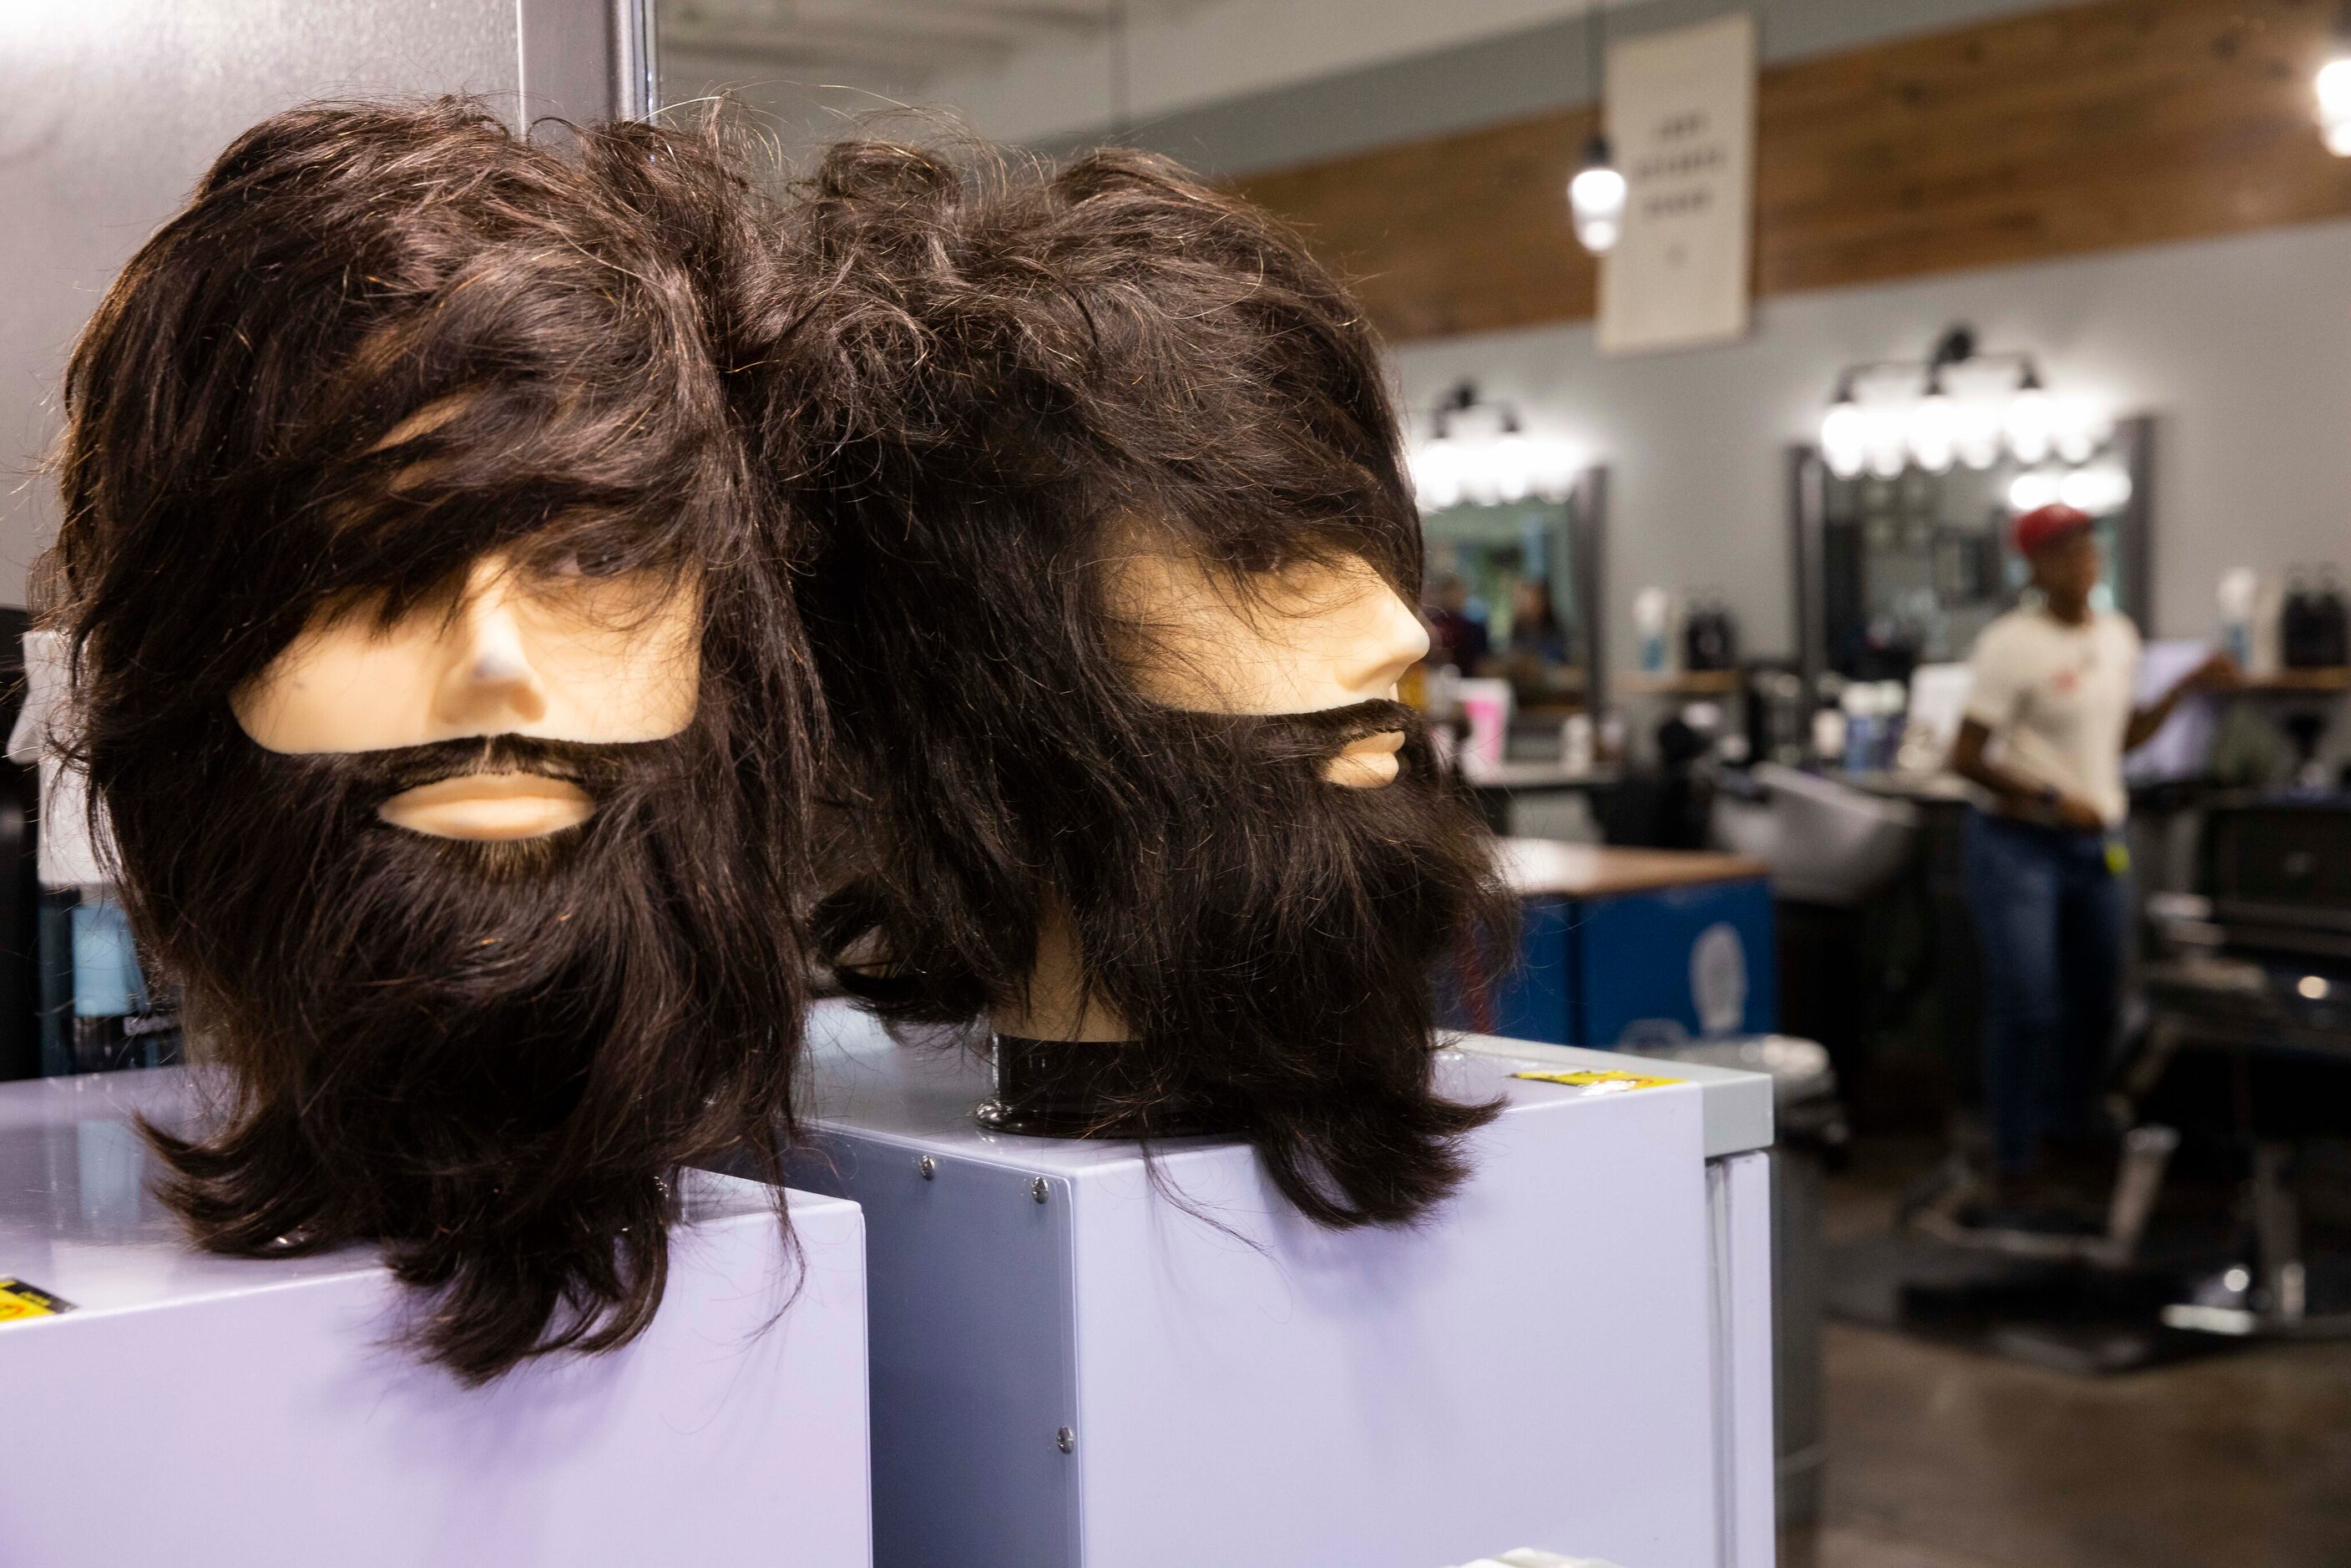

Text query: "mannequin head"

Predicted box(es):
[774, 143, 1507, 1226]
[51, 101, 813, 1382]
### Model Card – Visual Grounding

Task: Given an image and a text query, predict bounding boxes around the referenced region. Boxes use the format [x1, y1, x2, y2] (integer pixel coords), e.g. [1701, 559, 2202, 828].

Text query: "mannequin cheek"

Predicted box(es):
[519, 610, 701, 741]
[230, 619, 445, 755]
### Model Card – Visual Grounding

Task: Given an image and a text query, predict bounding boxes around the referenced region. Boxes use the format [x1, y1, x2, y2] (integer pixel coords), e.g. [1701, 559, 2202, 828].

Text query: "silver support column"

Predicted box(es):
[518, 0, 655, 124]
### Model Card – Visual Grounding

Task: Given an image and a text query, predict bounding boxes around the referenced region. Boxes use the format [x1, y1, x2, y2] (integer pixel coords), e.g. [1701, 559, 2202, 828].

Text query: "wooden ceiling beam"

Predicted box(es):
[1234, 0, 2351, 343]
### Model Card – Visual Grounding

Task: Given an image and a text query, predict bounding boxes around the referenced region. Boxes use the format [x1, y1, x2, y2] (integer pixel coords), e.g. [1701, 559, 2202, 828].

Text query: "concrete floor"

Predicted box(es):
[1789, 1323, 2351, 1568]
[1785, 1143, 2351, 1568]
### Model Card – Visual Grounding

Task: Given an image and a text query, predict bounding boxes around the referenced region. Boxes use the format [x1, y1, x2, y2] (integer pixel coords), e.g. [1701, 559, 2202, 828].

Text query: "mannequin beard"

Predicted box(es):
[126, 726, 801, 1384]
[831, 697, 1514, 1229]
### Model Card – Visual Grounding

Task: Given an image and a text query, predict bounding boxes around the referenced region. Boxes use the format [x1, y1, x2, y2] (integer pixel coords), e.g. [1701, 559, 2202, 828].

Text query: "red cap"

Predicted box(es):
[2012, 503, 2094, 559]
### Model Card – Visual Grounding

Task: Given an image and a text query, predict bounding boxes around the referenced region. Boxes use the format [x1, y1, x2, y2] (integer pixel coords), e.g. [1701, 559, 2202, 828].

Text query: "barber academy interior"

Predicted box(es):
[3, 3, 2348, 1565]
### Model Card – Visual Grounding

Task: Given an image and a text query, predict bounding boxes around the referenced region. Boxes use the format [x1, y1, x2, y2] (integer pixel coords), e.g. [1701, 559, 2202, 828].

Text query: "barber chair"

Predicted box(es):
[1902, 800, 2351, 1342]
[2136, 801, 2351, 1338]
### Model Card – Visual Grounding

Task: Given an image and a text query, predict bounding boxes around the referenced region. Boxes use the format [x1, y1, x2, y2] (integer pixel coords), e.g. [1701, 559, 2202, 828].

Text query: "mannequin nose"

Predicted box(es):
[1347, 581, 1432, 699]
[436, 559, 550, 730]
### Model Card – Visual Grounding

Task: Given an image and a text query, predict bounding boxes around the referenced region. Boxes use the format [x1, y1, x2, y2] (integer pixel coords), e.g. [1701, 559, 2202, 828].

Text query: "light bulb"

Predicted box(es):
[1459, 439, 1502, 507]
[1411, 440, 1463, 512]
[1908, 390, 1959, 473]
[2060, 463, 2132, 513]
[2007, 468, 2062, 513]
[1866, 403, 1909, 478]
[1820, 399, 1868, 478]
[2320, 58, 2351, 157]
[2320, 58, 2351, 114]
[1569, 137, 1628, 256]
[2005, 385, 2055, 465]
[1491, 431, 1534, 503]
[2052, 397, 2108, 464]
[1954, 395, 2005, 469]
[1529, 436, 1580, 502]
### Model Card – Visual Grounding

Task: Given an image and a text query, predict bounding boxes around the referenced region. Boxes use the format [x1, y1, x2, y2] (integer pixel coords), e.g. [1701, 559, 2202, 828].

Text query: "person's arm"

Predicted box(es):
[1949, 717, 2104, 830]
[2123, 650, 2240, 751]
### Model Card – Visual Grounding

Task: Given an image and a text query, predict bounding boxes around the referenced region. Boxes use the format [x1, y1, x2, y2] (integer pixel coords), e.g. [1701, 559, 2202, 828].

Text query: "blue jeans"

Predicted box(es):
[1964, 810, 2128, 1174]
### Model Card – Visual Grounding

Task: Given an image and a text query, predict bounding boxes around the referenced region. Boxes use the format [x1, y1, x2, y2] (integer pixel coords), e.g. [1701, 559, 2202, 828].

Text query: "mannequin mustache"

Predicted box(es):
[1186, 698, 1423, 765]
[317, 732, 675, 799]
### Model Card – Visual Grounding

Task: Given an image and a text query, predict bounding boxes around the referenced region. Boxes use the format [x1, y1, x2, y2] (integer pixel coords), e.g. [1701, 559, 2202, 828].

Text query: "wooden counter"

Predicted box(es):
[1499, 838, 1770, 899]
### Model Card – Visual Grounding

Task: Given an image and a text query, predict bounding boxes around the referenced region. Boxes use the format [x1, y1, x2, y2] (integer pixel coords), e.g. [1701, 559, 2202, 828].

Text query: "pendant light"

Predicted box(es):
[2320, 3, 2351, 154]
[1569, 3, 1626, 255]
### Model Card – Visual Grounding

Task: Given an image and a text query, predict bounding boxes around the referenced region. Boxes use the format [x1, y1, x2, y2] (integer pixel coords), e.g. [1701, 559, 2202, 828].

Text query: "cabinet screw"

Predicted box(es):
[1032, 1178, 1050, 1204]
[918, 1156, 936, 1180]
[1056, 1426, 1075, 1454]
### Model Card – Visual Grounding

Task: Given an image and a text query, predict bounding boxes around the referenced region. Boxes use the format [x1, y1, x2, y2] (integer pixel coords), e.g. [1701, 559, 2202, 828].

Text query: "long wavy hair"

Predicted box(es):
[50, 100, 817, 1382]
[766, 141, 1509, 1227]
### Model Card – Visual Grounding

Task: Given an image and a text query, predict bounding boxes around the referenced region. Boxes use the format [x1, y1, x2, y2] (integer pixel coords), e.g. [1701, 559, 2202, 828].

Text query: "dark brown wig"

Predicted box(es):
[50, 100, 817, 1383]
[767, 141, 1511, 1227]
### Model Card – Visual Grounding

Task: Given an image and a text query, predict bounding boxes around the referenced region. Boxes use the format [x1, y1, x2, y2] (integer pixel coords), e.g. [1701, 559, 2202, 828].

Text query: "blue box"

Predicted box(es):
[1456, 861, 1777, 1048]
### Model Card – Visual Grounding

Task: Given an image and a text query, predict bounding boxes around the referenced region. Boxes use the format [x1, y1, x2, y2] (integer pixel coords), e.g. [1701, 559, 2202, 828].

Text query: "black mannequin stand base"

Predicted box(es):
[977, 1034, 1243, 1140]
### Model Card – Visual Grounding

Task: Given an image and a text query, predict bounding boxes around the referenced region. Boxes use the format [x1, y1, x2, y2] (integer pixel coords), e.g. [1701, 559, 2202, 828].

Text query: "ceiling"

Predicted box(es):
[659, 0, 1201, 94]
[655, 0, 1626, 149]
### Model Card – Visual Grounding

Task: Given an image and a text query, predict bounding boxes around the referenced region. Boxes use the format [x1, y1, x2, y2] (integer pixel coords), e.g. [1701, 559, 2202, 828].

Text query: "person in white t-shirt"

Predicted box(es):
[1948, 504, 2235, 1206]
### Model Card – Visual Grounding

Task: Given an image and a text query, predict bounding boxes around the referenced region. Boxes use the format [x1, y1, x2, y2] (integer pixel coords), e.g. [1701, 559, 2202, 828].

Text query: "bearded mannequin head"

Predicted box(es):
[51, 101, 816, 1383]
[771, 144, 1510, 1227]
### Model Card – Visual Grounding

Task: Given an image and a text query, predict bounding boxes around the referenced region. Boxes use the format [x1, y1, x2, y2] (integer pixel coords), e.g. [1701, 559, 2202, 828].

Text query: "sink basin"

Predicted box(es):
[1711, 762, 1922, 907]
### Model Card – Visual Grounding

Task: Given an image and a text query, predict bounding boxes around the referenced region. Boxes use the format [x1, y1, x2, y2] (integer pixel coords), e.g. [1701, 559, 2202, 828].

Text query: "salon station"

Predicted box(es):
[6, 3, 2351, 1567]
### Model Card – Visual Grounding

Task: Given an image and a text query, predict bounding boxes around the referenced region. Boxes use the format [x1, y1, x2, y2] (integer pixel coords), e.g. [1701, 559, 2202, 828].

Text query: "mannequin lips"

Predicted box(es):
[377, 771, 596, 840]
[1323, 728, 1406, 788]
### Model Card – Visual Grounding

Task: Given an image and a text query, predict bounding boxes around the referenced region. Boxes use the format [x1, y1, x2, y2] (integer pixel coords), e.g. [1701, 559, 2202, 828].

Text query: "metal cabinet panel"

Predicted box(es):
[787, 1001, 1762, 1568]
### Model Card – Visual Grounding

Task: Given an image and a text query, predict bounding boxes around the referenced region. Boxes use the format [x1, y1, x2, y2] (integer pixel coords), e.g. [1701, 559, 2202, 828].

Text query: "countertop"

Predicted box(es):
[1498, 837, 1771, 897]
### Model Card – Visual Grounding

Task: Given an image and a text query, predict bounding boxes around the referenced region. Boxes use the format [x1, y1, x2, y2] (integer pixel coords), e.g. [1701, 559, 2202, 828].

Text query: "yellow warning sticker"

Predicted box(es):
[0, 1278, 73, 1323]
[1511, 1069, 1685, 1094]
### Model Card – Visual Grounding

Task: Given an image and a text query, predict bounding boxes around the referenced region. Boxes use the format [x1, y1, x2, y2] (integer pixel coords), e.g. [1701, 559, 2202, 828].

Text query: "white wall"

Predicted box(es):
[1392, 218, 2351, 674]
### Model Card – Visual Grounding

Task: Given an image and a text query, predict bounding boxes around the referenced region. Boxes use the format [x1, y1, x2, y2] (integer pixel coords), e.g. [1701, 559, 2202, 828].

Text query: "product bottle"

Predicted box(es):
[1633, 587, 1671, 675]
[1839, 684, 1877, 773]
[2217, 568, 2257, 669]
[1813, 706, 1848, 770]
[1560, 712, 1595, 774]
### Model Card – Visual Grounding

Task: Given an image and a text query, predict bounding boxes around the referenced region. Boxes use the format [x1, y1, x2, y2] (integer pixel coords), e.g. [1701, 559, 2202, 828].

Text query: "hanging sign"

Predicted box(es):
[1597, 13, 1757, 357]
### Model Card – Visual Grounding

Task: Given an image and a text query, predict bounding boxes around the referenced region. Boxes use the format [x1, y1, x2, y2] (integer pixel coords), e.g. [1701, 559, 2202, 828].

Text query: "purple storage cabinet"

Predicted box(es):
[0, 1069, 871, 1567]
